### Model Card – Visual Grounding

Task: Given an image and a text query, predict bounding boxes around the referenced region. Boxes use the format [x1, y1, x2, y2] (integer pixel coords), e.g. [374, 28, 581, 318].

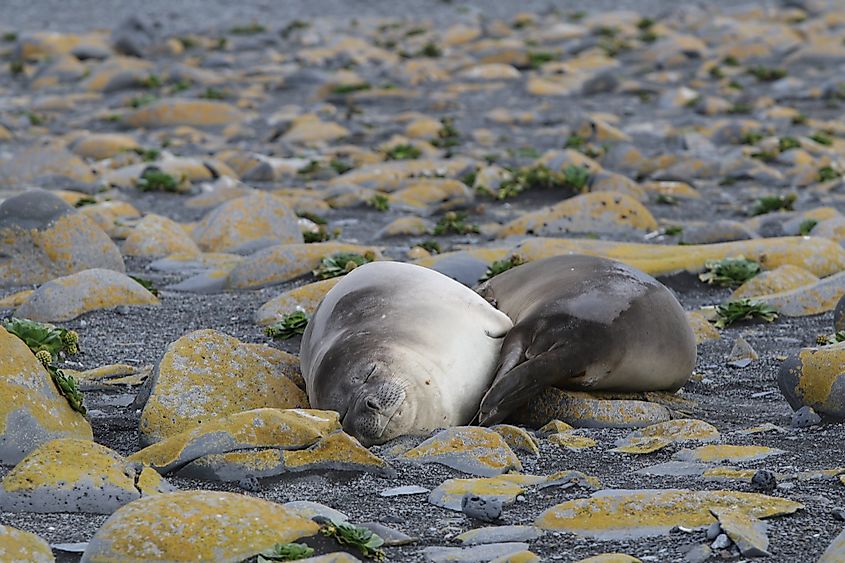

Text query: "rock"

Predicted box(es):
[277, 430, 394, 477]
[255, 278, 342, 325]
[792, 405, 822, 428]
[16, 268, 159, 322]
[727, 336, 759, 365]
[428, 477, 529, 511]
[461, 494, 503, 523]
[80, 490, 319, 563]
[192, 192, 303, 254]
[122, 214, 200, 258]
[0, 438, 172, 513]
[497, 192, 657, 238]
[0, 525, 54, 562]
[0, 326, 92, 465]
[756, 271, 845, 317]
[512, 389, 672, 429]
[711, 533, 731, 550]
[819, 528, 845, 562]
[548, 432, 597, 450]
[137, 329, 307, 444]
[281, 116, 349, 145]
[490, 425, 539, 455]
[706, 522, 722, 540]
[712, 507, 771, 557]
[399, 427, 521, 477]
[76, 200, 141, 238]
[0, 145, 96, 189]
[430, 253, 491, 287]
[125, 99, 246, 129]
[575, 555, 641, 563]
[731, 265, 819, 300]
[282, 501, 348, 523]
[613, 419, 720, 454]
[357, 521, 415, 546]
[673, 445, 784, 463]
[686, 311, 722, 344]
[779, 342, 845, 420]
[0, 190, 124, 286]
[423, 543, 529, 563]
[751, 470, 778, 492]
[111, 15, 157, 57]
[377, 216, 435, 237]
[70, 133, 140, 160]
[536, 489, 803, 539]
[835, 295, 845, 332]
[456, 525, 543, 545]
[388, 179, 474, 215]
[380, 485, 430, 497]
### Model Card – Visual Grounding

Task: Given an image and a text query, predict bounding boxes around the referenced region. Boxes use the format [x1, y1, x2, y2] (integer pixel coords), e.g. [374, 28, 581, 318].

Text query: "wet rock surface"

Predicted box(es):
[2, 1, 845, 561]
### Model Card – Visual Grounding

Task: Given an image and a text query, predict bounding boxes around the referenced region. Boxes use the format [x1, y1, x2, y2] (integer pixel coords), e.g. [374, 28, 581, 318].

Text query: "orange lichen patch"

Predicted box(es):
[511, 236, 845, 278]
[428, 477, 525, 511]
[702, 467, 758, 482]
[80, 57, 152, 92]
[612, 436, 673, 454]
[790, 342, 845, 410]
[0, 290, 34, 308]
[328, 158, 475, 192]
[548, 432, 598, 450]
[16, 31, 109, 60]
[80, 491, 319, 563]
[280, 115, 349, 144]
[388, 179, 474, 213]
[379, 216, 434, 237]
[130, 409, 338, 472]
[193, 448, 283, 473]
[246, 345, 304, 389]
[497, 192, 657, 238]
[254, 278, 342, 326]
[674, 445, 784, 463]
[623, 419, 720, 446]
[76, 200, 141, 238]
[405, 117, 443, 139]
[226, 242, 383, 289]
[755, 271, 845, 316]
[538, 420, 575, 434]
[0, 327, 92, 463]
[124, 99, 246, 129]
[491, 425, 540, 455]
[0, 525, 54, 562]
[489, 550, 541, 563]
[123, 214, 201, 258]
[16, 268, 158, 322]
[139, 329, 308, 444]
[712, 507, 770, 556]
[513, 389, 672, 430]
[400, 427, 522, 477]
[686, 311, 721, 344]
[71, 133, 140, 160]
[731, 265, 819, 299]
[282, 431, 391, 473]
[185, 181, 254, 209]
[536, 489, 803, 539]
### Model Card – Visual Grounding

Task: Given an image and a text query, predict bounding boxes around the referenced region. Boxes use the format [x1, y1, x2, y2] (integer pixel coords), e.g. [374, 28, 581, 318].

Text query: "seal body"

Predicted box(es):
[476, 254, 696, 425]
[301, 261, 513, 446]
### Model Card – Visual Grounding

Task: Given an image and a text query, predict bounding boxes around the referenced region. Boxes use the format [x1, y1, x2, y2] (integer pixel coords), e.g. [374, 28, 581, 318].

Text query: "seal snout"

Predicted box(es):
[342, 379, 408, 446]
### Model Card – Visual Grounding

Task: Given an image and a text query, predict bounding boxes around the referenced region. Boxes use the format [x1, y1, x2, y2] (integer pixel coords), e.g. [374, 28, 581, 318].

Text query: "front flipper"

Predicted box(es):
[478, 348, 589, 426]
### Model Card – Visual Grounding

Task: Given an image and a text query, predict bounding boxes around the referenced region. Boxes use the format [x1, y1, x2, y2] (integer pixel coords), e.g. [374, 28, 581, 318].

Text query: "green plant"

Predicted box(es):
[527, 51, 556, 68]
[656, 194, 677, 205]
[280, 20, 310, 38]
[316, 518, 385, 561]
[636, 17, 655, 30]
[799, 218, 818, 235]
[810, 131, 834, 146]
[664, 225, 683, 236]
[132, 147, 161, 162]
[264, 312, 309, 339]
[368, 194, 390, 211]
[418, 240, 441, 254]
[779, 137, 800, 152]
[137, 169, 180, 192]
[177, 36, 198, 49]
[332, 82, 371, 95]
[713, 299, 778, 328]
[699, 257, 760, 287]
[313, 251, 376, 279]
[129, 276, 159, 297]
[230, 22, 266, 35]
[748, 66, 787, 82]
[9, 60, 24, 75]
[432, 117, 460, 149]
[385, 144, 422, 160]
[480, 254, 525, 282]
[128, 93, 158, 108]
[297, 160, 322, 175]
[727, 103, 751, 114]
[25, 112, 44, 126]
[460, 170, 477, 188]
[792, 113, 808, 125]
[709, 65, 724, 79]
[298, 212, 327, 226]
[330, 159, 353, 174]
[417, 42, 442, 57]
[51, 368, 86, 414]
[817, 331, 845, 346]
[723, 55, 740, 66]
[140, 74, 163, 89]
[740, 130, 763, 145]
[433, 211, 479, 235]
[2, 32, 18, 42]
[639, 30, 658, 43]
[74, 196, 97, 208]
[257, 542, 314, 562]
[819, 166, 841, 182]
[303, 228, 331, 243]
[564, 135, 585, 149]
[751, 193, 796, 216]
[199, 87, 226, 100]
[496, 164, 591, 199]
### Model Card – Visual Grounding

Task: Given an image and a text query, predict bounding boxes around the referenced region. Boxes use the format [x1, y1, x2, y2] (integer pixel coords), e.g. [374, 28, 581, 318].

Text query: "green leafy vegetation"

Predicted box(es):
[727, 102, 751, 114]
[2, 32, 18, 42]
[527, 51, 556, 68]
[73, 196, 97, 208]
[740, 130, 763, 145]
[316, 518, 386, 561]
[368, 194, 390, 211]
[818, 166, 841, 182]
[297, 160, 322, 175]
[480, 255, 525, 282]
[431, 117, 461, 149]
[723, 55, 740, 66]
[129, 276, 159, 297]
[748, 66, 787, 82]
[331, 82, 371, 95]
[230, 22, 266, 35]
[433, 211, 480, 235]
[199, 87, 226, 100]
[330, 159, 353, 174]
[313, 251, 376, 279]
[817, 331, 845, 346]
[140, 74, 163, 89]
[132, 147, 161, 162]
[664, 225, 683, 236]
[303, 228, 331, 243]
[256, 542, 314, 561]
[264, 312, 309, 340]
[137, 168, 180, 192]
[810, 131, 834, 146]
[3, 318, 85, 414]
[128, 93, 158, 108]
[792, 113, 808, 125]
[751, 193, 796, 216]
[417, 42, 442, 57]
[418, 240, 441, 254]
[496, 164, 591, 199]
[9, 60, 24, 75]
[713, 299, 778, 328]
[385, 144, 422, 160]
[280, 20, 310, 38]
[778, 137, 800, 152]
[698, 257, 760, 287]
[655, 194, 678, 205]
[799, 218, 818, 235]
[460, 170, 477, 188]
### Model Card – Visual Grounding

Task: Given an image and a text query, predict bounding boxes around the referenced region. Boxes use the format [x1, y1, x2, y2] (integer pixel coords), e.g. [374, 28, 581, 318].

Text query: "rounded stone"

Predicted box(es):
[122, 214, 200, 258]
[0, 525, 54, 562]
[751, 470, 777, 492]
[462, 493, 503, 522]
[778, 343, 845, 420]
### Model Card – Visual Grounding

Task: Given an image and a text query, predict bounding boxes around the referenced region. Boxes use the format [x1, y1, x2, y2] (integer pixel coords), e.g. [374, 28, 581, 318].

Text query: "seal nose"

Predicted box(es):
[364, 396, 381, 412]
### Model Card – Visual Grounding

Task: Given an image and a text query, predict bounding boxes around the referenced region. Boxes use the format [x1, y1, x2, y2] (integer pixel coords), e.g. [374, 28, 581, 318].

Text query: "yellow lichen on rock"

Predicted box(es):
[686, 311, 722, 344]
[779, 342, 845, 418]
[80, 490, 319, 563]
[122, 214, 201, 258]
[491, 424, 540, 455]
[401, 426, 522, 477]
[731, 264, 819, 299]
[282, 430, 392, 473]
[0, 525, 54, 563]
[124, 99, 246, 129]
[255, 278, 342, 325]
[548, 432, 598, 450]
[674, 444, 784, 463]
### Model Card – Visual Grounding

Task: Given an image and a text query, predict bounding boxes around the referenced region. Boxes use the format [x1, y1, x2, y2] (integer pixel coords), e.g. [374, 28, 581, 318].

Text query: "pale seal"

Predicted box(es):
[300, 261, 513, 446]
[475, 254, 696, 425]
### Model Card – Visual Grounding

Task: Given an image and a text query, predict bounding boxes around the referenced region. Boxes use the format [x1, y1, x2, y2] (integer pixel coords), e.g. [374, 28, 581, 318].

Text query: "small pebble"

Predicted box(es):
[832, 508, 845, 522]
[461, 494, 502, 523]
[791, 406, 821, 428]
[705, 522, 722, 541]
[711, 533, 731, 550]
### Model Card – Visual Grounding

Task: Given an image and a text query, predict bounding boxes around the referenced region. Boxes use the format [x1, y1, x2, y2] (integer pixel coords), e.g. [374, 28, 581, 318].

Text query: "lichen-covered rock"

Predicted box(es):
[613, 420, 720, 454]
[255, 278, 341, 325]
[423, 543, 530, 563]
[124, 99, 246, 129]
[779, 341, 845, 420]
[456, 525, 543, 545]
[490, 425, 539, 455]
[377, 216, 435, 237]
[673, 445, 784, 463]
[0, 190, 125, 286]
[16, 268, 159, 322]
[685, 311, 721, 344]
[536, 489, 803, 539]
[0, 525, 54, 562]
[70, 133, 140, 160]
[388, 179, 474, 214]
[755, 271, 845, 317]
[574, 555, 641, 563]
[0, 326, 92, 465]
[76, 200, 141, 239]
[280, 430, 394, 476]
[138, 330, 308, 444]
[511, 389, 672, 429]
[0, 438, 171, 514]
[428, 476, 536, 511]
[80, 490, 319, 563]
[328, 158, 474, 192]
[399, 427, 521, 477]
[497, 192, 657, 238]
[731, 265, 819, 299]
[819, 528, 845, 563]
[0, 145, 96, 189]
[226, 242, 382, 289]
[191, 192, 303, 254]
[712, 507, 771, 557]
[122, 214, 201, 258]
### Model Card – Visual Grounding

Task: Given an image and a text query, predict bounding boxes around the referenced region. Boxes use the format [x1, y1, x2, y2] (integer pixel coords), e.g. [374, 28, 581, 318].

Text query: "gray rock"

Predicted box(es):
[834, 295, 845, 332]
[423, 542, 529, 563]
[711, 533, 731, 550]
[461, 494, 502, 523]
[791, 405, 822, 428]
[112, 15, 158, 57]
[0, 189, 72, 231]
[751, 470, 777, 491]
[681, 220, 757, 244]
[456, 525, 543, 545]
[705, 522, 722, 541]
[684, 544, 713, 563]
[431, 253, 490, 287]
[357, 522, 416, 546]
[380, 485, 430, 497]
